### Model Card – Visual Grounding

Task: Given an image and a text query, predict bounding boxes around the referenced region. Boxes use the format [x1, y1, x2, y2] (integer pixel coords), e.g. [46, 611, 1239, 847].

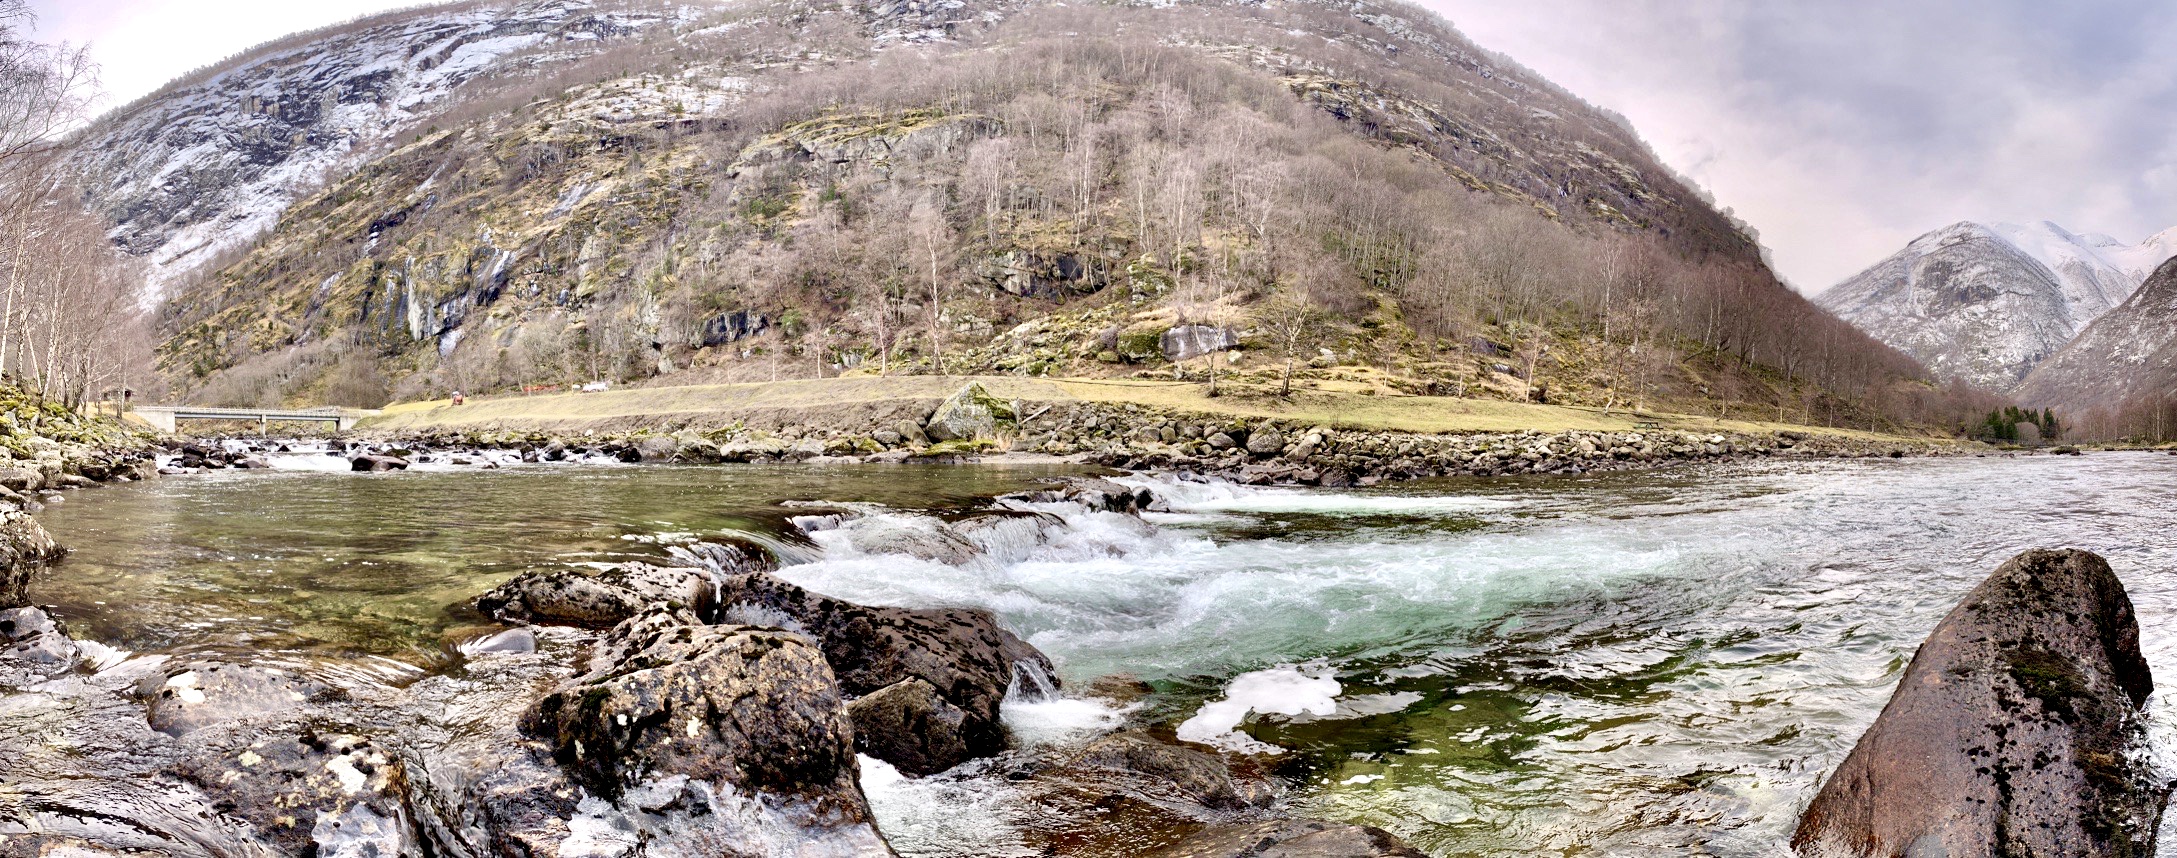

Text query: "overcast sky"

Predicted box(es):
[28, 0, 2177, 292]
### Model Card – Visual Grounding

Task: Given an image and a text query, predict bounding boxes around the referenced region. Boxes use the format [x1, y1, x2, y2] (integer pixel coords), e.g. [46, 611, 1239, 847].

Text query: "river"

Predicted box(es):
[31, 451, 2177, 856]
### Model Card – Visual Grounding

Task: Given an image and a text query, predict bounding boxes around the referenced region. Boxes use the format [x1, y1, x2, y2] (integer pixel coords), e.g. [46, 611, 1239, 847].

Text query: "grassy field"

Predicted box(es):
[360, 375, 1934, 442]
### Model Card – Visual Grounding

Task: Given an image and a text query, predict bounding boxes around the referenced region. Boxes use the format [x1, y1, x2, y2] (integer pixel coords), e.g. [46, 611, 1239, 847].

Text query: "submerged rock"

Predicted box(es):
[0, 509, 64, 609]
[1067, 730, 1273, 811]
[1793, 549, 2163, 857]
[1149, 819, 1427, 857]
[713, 570, 1055, 767]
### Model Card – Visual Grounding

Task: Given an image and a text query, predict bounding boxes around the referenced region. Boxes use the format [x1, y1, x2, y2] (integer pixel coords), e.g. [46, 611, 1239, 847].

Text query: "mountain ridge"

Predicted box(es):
[63, 0, 1982, 434]
[1818, 219, 2176, 391]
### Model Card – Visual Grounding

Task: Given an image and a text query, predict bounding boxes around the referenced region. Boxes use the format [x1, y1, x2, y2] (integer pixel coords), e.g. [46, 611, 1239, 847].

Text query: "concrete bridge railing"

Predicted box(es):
[131, 406, 379, 433]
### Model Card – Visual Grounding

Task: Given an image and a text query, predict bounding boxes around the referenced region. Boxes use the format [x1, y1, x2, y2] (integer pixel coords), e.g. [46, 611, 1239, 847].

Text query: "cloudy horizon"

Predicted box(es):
[29, 0, 2177, 294]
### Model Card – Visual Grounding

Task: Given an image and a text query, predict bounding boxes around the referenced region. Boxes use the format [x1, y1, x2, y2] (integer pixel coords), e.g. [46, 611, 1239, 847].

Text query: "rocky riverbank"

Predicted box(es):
[0, 393, 158, 510]
[0, 476, 1426, 857]
[204, 382, 1974, 486]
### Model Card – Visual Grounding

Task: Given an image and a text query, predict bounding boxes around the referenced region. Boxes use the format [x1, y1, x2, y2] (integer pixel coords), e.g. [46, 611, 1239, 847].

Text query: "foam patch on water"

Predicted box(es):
[861, 756, 1037, 857]
[1175, 664, 1342, 754]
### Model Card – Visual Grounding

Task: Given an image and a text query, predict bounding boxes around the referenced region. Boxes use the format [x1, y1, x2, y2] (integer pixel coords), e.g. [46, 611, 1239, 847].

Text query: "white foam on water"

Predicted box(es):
[1175, 664, 1342, 754]
[772, 474, 1683, 686]
[860, 756, 1037, 858]
[1000, 693, 1135, 748]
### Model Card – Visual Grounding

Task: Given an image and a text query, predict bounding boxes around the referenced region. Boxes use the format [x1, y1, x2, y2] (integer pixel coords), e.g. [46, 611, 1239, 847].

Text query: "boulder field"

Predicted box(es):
[1795, 549, 2170, 857]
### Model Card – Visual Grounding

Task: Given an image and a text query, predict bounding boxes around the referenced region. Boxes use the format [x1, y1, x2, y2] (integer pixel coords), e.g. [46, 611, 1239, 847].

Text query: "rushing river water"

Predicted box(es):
[30, 452, 2177, 856]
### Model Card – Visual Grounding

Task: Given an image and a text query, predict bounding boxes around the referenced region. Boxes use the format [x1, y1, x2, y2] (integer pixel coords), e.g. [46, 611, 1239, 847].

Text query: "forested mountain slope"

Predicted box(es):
[73, 0, 1982, 431]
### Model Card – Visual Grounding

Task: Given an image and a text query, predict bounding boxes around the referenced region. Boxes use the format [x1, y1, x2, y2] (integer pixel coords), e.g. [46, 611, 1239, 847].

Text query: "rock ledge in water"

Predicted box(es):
[1794, 548, 2164, 857]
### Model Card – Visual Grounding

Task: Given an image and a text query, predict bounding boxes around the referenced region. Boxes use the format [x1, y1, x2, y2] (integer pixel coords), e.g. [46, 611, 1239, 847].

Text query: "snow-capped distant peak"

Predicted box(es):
[1821, 218, 2177, 391]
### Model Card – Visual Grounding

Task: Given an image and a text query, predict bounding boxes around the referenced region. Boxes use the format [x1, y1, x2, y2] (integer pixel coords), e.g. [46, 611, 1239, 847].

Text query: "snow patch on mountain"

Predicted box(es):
[69, 0, 695, 300]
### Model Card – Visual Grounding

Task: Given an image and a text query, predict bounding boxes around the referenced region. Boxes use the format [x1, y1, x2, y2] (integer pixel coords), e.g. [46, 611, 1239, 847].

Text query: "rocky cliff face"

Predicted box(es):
[2014, 257, 2177, 413]
[66, 0, 689, 296]
[1818, 221, 2177, 390]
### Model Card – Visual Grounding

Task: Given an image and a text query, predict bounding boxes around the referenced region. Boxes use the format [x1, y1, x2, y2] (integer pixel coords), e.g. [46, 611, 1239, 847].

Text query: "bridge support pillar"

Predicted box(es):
[134, 408, 177, 433]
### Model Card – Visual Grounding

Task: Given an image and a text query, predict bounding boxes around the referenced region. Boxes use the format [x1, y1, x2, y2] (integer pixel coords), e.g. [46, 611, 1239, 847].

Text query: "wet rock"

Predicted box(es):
[522, 608, 880, 833]
[174, 717, 420, 857]
[0, 509, 65, 609]
[463, 627, 538, 655]
[476, 561, 716, 628]
[849, 677, 973, 777]
[926, 382, 1012, 442]
[1069, 730, 1272, 811]
[1150, 819, 1428, 857]
[1793, 549, 2161, 857]
[1006, 477, 1156, 514]
[0, 606, 79, 686]
[350, 454, 409, 472]
[713, 570, 1054, 765]
[139, 661, 330, 737]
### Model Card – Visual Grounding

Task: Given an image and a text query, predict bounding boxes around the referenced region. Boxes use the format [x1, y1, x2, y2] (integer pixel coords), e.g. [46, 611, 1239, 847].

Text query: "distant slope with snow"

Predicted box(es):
[2016, 257, 2177, 413]
[1818, 220, 2177, 390]
[66, 0, 691, 297]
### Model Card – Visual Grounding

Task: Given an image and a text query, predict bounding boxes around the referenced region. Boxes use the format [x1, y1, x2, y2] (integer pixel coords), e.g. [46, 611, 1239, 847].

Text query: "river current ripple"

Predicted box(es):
[31, 452, 2177, 856]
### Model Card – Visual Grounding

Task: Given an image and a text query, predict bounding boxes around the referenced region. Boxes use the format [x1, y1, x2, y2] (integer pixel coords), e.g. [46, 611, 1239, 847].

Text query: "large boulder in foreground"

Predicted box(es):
[522, 608, 889, 853]
[1794, 549, 2163, 857]
[0, 509, 65, 609]
[713, 570, 1055, 771]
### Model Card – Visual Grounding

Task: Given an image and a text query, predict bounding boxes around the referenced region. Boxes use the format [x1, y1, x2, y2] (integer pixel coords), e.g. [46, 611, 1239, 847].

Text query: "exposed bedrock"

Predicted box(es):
[1794, 548, 2166, 857]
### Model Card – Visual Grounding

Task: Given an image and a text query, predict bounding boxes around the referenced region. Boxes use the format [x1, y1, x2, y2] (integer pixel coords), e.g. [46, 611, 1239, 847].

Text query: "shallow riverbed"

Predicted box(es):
[32, 452, 2177, 856]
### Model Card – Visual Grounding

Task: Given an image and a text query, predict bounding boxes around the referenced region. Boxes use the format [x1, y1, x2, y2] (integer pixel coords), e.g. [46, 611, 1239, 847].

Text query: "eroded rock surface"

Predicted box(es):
[1794, 548, 2163, 857]
[713, 570, 1054, 764]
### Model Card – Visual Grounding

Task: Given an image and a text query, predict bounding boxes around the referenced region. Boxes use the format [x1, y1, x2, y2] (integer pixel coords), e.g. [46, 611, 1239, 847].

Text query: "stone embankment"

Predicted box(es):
[302, 382, 1968, 486]
[1795, 549, 2168, 856]
[0, 476, 1425, 857]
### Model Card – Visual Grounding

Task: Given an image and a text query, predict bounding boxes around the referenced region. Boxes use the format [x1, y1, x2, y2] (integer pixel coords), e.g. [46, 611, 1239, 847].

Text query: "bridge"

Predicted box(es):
[130, 406, 378, 434]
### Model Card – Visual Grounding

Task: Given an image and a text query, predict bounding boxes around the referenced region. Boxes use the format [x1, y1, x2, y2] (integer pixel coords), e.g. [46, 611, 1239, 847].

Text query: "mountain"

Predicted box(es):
[67, 0, 691, 296]
[2014, 256, 2177, 415]
[1818, 221, 2177, 391]
[68, 0, 1973, 431]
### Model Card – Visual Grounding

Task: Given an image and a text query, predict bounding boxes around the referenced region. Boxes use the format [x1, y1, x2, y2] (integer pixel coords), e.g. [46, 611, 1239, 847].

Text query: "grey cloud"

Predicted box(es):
[1423, 0, 2177, 291]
